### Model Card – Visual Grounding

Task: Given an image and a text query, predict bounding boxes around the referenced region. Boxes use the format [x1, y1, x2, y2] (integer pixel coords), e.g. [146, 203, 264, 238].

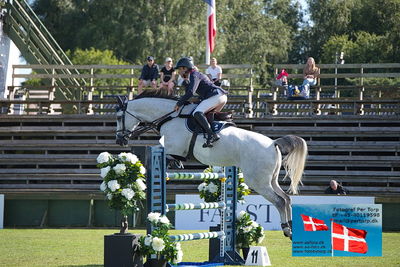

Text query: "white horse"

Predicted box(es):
[115, 90, 307, 238]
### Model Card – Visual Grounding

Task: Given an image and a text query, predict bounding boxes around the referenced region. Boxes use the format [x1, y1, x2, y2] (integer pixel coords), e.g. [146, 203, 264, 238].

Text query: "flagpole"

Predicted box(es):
[331, 219, 334, 257]
[205, 3, 210, 65]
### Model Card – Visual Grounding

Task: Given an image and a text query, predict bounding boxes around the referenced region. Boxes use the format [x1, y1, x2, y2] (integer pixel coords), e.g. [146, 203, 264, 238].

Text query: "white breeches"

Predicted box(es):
[194, 93, 227, 113]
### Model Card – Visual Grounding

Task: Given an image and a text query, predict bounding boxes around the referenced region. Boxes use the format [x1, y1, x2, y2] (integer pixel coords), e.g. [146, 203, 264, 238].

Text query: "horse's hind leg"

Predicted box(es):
[271, 164, 293, 238]
[271, 146, 293, 233]
[244, 170, 291, 238]
[256, 183, 291, 238]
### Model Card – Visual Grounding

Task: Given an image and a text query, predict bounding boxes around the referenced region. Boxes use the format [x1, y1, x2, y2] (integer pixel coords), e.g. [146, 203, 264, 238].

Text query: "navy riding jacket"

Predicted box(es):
[176, 70, 227, 107]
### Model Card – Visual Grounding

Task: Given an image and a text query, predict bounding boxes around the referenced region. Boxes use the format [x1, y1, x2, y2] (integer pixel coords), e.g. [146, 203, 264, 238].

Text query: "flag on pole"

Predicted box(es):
[332, 222, 368, 254]
[203, 0, 216, 64]
[300, 214, 329, 231]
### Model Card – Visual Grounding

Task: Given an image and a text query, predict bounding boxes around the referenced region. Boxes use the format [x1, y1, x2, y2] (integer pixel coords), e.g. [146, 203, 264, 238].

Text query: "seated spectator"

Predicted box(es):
[276, 69, 288, 87]
[301, 56, 320, 97]
[138, 56, 159, 94]
[206, 57, 222, 86]
[159, 57, 176, 95]
[325, 180, 349, 195]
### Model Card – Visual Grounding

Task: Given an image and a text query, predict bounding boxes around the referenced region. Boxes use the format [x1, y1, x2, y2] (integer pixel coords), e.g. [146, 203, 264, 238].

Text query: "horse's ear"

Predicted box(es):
[116, 96, 124, 108]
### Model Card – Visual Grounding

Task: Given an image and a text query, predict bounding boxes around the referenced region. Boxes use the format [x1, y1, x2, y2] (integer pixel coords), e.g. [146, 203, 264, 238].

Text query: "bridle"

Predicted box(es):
[116, 101, 175, 140]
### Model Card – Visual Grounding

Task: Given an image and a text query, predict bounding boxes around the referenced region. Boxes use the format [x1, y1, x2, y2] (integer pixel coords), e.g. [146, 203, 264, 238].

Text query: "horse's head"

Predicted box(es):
[115, 96, 141, 146]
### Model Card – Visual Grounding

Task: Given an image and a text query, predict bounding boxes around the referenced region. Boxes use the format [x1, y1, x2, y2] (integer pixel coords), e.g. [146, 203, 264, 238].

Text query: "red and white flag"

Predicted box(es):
[203, 0, 216, 63]
[332, 222, 368, 254]
[300, 214, 329, 231]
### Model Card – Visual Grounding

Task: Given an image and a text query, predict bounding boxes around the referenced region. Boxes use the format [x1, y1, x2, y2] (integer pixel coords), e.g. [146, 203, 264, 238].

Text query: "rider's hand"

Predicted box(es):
[174, 105, 180, 112]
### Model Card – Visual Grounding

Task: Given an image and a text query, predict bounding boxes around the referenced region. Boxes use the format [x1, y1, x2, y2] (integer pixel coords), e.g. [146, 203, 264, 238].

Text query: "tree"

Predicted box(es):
[306, 0, 357, 61]
[67, 48, 131, 87]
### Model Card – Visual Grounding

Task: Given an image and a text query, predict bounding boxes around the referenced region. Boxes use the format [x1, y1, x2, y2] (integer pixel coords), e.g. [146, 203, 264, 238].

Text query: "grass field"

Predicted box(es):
[0, 229, 399, 267]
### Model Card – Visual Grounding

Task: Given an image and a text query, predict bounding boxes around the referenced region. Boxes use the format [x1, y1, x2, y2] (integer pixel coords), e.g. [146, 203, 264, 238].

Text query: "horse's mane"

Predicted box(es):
[134, 89, 179, 100]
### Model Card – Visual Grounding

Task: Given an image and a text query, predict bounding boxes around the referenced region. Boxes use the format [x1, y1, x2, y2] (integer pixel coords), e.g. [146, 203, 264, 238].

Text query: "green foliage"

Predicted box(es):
[307, 0, 400, 63]
[198, 166, 251, 203]
[321, 32, 390, 64]
[29, 0, 400, 86]
[236, 211, 265, 248]
[67, 48, 132, 87]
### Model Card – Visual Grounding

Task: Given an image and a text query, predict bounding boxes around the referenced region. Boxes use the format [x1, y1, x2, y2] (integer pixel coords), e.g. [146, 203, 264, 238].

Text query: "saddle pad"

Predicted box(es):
[185, 117, 235, 134]
[180, 103, 198, 116]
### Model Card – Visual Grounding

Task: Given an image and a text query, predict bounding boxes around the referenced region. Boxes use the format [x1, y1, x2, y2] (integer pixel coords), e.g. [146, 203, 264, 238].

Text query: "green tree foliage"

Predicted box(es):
[66, 48, 131, 86]
[30, 0, 400, 87]
[31, 0, 297, 86]
[217, 0, 292, 85]
[307, 0, 356, 61]
[307, 0, 400, 63]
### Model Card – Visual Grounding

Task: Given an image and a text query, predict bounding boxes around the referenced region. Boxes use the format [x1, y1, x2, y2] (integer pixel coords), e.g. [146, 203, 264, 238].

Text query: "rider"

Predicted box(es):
[174, 57, 228, 148]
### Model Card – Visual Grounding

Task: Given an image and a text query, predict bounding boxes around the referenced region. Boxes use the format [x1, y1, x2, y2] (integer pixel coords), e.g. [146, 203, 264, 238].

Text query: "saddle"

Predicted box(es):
[177, 104, 235, 160]
[185, 110, 235, 134]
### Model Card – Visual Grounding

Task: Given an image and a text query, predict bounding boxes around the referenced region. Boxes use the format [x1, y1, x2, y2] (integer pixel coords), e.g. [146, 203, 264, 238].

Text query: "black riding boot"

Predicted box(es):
[193, 112, 220, 148]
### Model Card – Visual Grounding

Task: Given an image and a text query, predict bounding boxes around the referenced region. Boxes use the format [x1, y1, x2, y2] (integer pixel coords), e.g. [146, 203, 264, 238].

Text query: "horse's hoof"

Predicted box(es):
[282, 227, 292, 240]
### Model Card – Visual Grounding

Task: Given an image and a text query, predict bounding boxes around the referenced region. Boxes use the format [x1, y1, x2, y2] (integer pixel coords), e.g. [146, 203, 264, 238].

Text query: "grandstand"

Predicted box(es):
[0, 3, 398, 229]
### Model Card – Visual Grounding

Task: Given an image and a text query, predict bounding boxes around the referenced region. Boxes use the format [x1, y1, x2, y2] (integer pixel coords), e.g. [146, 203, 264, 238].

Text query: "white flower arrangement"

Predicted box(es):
[107, 180, 120, 192]
[97, 152, 146, 216]
[100, 166, 111, 178]
[198, 166, 252, 203]
[121, 188, 135, 200]
[97, 152, 112, 164]
[139, 212, 183, 264]
[236, 211, 265, 248]
[118, 152, 138, 164]
[113, 163, 126, 175]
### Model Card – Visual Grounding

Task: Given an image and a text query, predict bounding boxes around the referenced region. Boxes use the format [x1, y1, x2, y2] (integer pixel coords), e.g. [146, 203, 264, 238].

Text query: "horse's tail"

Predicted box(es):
[274, 135, 308, 194]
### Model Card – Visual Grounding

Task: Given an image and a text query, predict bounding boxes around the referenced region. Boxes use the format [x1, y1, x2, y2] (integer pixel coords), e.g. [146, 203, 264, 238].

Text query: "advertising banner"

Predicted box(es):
[292, 204, 382, 257]
[174, 195, 374, 231]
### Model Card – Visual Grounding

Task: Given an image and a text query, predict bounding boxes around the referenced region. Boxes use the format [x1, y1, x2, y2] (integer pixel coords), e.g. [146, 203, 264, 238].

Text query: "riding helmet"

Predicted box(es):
[175, 57, 194, 70]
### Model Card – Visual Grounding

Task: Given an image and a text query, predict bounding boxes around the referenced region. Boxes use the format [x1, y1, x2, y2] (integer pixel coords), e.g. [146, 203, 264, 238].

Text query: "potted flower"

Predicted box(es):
[236, 211, 265, 260]
[97, 152, 147, 234]
[139, 212, 183, 267]
[198, 166, 251, 203]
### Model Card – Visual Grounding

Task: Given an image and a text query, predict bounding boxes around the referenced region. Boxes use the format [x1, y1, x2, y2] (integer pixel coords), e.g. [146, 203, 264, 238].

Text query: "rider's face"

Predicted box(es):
[178, 66, 188, 76]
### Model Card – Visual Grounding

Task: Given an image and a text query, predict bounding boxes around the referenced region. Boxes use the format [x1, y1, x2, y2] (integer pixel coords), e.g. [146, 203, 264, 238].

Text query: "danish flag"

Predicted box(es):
[300, 214, 329, 231]
[203, 0, 216, 53]
[332, 222, 368, 254]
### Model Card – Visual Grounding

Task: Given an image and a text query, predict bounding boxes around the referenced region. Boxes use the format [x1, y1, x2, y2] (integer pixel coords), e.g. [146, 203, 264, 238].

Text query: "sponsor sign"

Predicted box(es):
[174, 195, 374, 231]
[292, 204, 382, 257]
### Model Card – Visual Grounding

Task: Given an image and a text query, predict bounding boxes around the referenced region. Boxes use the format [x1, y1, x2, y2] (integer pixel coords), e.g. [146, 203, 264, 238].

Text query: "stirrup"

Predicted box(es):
[202, 134, 220, 148]
[167, 159, 184, 169]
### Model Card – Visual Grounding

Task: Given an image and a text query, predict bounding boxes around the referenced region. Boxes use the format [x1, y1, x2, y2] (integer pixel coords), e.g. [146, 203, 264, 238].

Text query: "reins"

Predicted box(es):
[117, 106, 176, 139]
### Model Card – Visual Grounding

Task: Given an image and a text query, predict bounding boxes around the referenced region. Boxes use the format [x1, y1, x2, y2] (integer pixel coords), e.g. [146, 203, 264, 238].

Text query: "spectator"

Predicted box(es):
[159, 57, 176, 95]
[138, 56, 159, 94]
[325, 180, 349, 195]
[206, 57, 222, 86]
[276, 69, 289, 87]
[173, 57, 227, 148]
[301, 56, 320, 98]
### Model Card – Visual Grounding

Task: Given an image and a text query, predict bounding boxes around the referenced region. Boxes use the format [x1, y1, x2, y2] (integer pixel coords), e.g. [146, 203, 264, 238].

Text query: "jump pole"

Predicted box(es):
[146, 145, 244, 265]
